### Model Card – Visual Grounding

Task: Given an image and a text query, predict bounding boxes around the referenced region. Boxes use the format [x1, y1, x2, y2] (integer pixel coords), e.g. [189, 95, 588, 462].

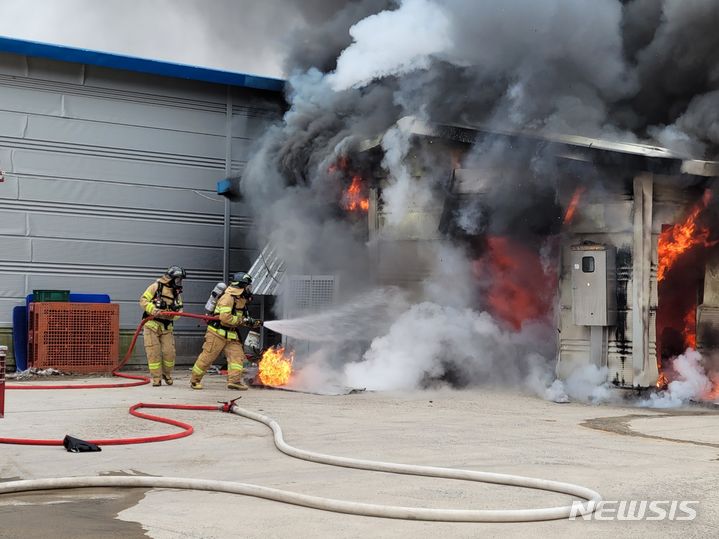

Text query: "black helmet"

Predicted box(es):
[230, 272, 252, 287]
[165, 266, 186, 280]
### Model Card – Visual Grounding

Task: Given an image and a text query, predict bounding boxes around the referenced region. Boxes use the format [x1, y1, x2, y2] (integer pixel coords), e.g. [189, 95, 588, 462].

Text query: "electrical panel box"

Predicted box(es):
[571, 244, 616, 326]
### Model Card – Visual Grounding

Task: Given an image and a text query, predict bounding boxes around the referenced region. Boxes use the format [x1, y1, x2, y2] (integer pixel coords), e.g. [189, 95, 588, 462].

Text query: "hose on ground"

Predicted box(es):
[0, 402, 221, 446]
[7, 311, 218, 390]
[0, 402, 602, 522]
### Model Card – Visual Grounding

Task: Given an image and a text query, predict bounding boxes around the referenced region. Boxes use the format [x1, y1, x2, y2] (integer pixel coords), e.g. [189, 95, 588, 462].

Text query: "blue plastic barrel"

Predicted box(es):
[12, 306, 28, 371]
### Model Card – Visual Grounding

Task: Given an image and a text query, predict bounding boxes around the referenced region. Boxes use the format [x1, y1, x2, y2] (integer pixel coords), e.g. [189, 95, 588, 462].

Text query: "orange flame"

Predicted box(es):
[328, 155, 349, 174]
[258, 346, 294, 386]
[563, 186, 586, 224]
[343, 176, 369, 212]
[473, 236, 556, 331]
[683, 308, 697, 350]
[657, 190, 715, 282]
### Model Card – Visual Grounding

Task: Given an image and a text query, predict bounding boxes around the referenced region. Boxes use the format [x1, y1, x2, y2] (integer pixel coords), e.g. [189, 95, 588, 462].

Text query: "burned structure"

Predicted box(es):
[346, 117, 719, 390]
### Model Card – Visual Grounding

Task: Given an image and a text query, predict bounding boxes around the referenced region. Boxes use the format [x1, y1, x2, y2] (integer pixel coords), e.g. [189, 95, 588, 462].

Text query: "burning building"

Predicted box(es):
[300, 115, 718, 392]
[248, 114, 719, 394]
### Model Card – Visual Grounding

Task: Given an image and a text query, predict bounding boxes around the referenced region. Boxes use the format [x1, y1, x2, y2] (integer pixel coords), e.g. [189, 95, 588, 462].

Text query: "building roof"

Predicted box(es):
[362, 116, 719, 178]
[0, 35, 285, 92]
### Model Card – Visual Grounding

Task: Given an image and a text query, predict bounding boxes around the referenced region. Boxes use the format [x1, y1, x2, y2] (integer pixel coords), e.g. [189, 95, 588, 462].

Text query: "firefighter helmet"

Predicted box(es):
[165, 266, 186, 281]
[230, 272, 252, 287]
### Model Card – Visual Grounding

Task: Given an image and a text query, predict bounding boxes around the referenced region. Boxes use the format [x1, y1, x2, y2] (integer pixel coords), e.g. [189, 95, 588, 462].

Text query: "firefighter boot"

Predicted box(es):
[152, 378, 162, 387]
[227, 380, 249, 390]
[162, 374, 174, 386]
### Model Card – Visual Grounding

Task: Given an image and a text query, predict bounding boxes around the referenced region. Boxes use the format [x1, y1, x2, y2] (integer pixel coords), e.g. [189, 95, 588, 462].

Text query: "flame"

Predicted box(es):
[473, 236, 557, 331]
[328, 155, 349, 174]
[683, 309, 697, 350]
[656, 190, 718, 388]
[258, 346, 295, 386]
[563, 186, 586, 224]
[657, 190, 715, 282]
[343, 175, 369, 212]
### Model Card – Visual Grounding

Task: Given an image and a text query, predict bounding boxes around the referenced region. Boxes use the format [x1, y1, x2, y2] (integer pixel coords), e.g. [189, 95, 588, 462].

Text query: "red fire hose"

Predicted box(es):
[0, 402, 221, 446]
[6, 311, 218, 390]
[0, 312, 222, 446]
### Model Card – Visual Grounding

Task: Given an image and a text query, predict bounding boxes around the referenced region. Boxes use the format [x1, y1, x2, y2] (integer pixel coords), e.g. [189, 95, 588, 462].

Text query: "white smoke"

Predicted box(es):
[379, 125, 436, 226]
[343, 302, 555, 391]
[639, 349, 715, 408]
[545, 365, 616, 404]
[328, 0, 451, 91]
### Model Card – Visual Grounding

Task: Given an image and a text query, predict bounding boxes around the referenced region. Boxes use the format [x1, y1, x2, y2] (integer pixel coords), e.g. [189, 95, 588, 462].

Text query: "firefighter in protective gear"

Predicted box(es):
[190, 272, 261, 390]
[139, 266, 185, 386]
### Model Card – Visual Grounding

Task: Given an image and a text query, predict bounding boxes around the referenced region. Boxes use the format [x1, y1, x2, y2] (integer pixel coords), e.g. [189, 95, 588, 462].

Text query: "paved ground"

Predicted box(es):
[1, 370, 717, 538]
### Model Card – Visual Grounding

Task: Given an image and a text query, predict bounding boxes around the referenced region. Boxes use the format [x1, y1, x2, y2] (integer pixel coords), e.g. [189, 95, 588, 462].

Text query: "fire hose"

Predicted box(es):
[0, 400, 602, 522]
[6, 311, 219, 390]
[1, 312, 602, 521]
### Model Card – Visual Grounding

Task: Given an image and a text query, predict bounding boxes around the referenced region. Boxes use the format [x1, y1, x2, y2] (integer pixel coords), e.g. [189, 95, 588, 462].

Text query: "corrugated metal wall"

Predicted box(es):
[0, 52, 282, 364]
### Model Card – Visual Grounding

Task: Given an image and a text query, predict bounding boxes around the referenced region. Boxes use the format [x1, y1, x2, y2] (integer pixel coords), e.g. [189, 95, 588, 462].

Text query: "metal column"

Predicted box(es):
[632, 173, 658, 386]
[223, 87, 233, 283]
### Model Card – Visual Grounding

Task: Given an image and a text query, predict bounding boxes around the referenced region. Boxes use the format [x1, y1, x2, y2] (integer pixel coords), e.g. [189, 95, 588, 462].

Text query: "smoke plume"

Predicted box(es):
[240, 0, 719, 403]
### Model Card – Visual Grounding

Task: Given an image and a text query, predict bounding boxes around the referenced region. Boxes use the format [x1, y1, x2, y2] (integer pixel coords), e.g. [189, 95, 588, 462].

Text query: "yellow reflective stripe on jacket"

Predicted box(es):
[208, 325, 238, 340]
[144, 303, 156, 315]
[142, 290, 154, 300]
[227, 362, 243, 371]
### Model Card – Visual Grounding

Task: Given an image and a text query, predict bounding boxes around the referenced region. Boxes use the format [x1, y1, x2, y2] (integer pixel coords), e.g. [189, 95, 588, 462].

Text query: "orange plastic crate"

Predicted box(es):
[29, 303, 119, 373]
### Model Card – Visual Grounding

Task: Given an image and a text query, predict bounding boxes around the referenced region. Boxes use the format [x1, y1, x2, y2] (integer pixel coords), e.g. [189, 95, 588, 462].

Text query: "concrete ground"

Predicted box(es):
[1, 370, 717, 539]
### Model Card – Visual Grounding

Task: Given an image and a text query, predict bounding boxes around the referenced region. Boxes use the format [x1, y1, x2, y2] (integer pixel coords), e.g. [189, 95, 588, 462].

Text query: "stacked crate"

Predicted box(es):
[29, 303, 119, 373]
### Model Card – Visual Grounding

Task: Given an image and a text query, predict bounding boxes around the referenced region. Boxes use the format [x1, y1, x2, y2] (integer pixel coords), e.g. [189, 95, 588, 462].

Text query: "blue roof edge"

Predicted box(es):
[0, 35, 285, 92]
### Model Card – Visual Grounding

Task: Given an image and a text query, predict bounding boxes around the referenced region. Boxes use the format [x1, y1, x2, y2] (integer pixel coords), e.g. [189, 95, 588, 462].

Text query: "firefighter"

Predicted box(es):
[190, 272, 261, 390]
[139, 266, 185, 386]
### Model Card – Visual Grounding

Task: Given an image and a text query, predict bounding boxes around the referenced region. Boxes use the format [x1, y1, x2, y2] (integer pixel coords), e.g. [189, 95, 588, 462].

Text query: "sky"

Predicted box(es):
[0, 0, 313, 78]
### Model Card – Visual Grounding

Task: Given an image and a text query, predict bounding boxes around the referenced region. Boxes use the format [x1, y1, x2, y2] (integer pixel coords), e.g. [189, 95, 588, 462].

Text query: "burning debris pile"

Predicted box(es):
[257, 346, 295, 387]
[240, 0, 719, 404]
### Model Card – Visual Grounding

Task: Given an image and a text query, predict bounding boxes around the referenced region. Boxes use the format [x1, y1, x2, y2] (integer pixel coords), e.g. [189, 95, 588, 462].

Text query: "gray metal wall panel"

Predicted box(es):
[0, 299, 19, 325]
[63, 94, 226, 135]
[231, 114, 278, 140]
[31, 238, 224, 269]
[0, 210, 27, 235]
[12, 150, 222, 189]
[16, 177, 226, 215]
[84, 65, 228, 103]
[0, 110, 28, 138]
[27, 213, 226, 247]
[0, 85, 65, 115]
[25, 114, 227, 159]
[0, 274, 25, 298]
[2, 237, 31, 261]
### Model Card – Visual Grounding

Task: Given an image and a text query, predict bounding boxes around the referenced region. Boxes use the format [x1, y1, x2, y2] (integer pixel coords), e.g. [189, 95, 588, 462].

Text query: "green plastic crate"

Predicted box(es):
[33, 290, 70, 302]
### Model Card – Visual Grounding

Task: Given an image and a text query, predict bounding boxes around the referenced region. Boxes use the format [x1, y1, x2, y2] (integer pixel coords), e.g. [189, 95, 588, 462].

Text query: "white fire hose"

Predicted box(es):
[0, 404, 601, 522]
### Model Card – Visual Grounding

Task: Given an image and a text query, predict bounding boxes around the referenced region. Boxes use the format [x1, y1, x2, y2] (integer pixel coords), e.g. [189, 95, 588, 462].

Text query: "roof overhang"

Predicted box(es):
[0, 35, 285, 92]
[362, 116, 719, 178]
